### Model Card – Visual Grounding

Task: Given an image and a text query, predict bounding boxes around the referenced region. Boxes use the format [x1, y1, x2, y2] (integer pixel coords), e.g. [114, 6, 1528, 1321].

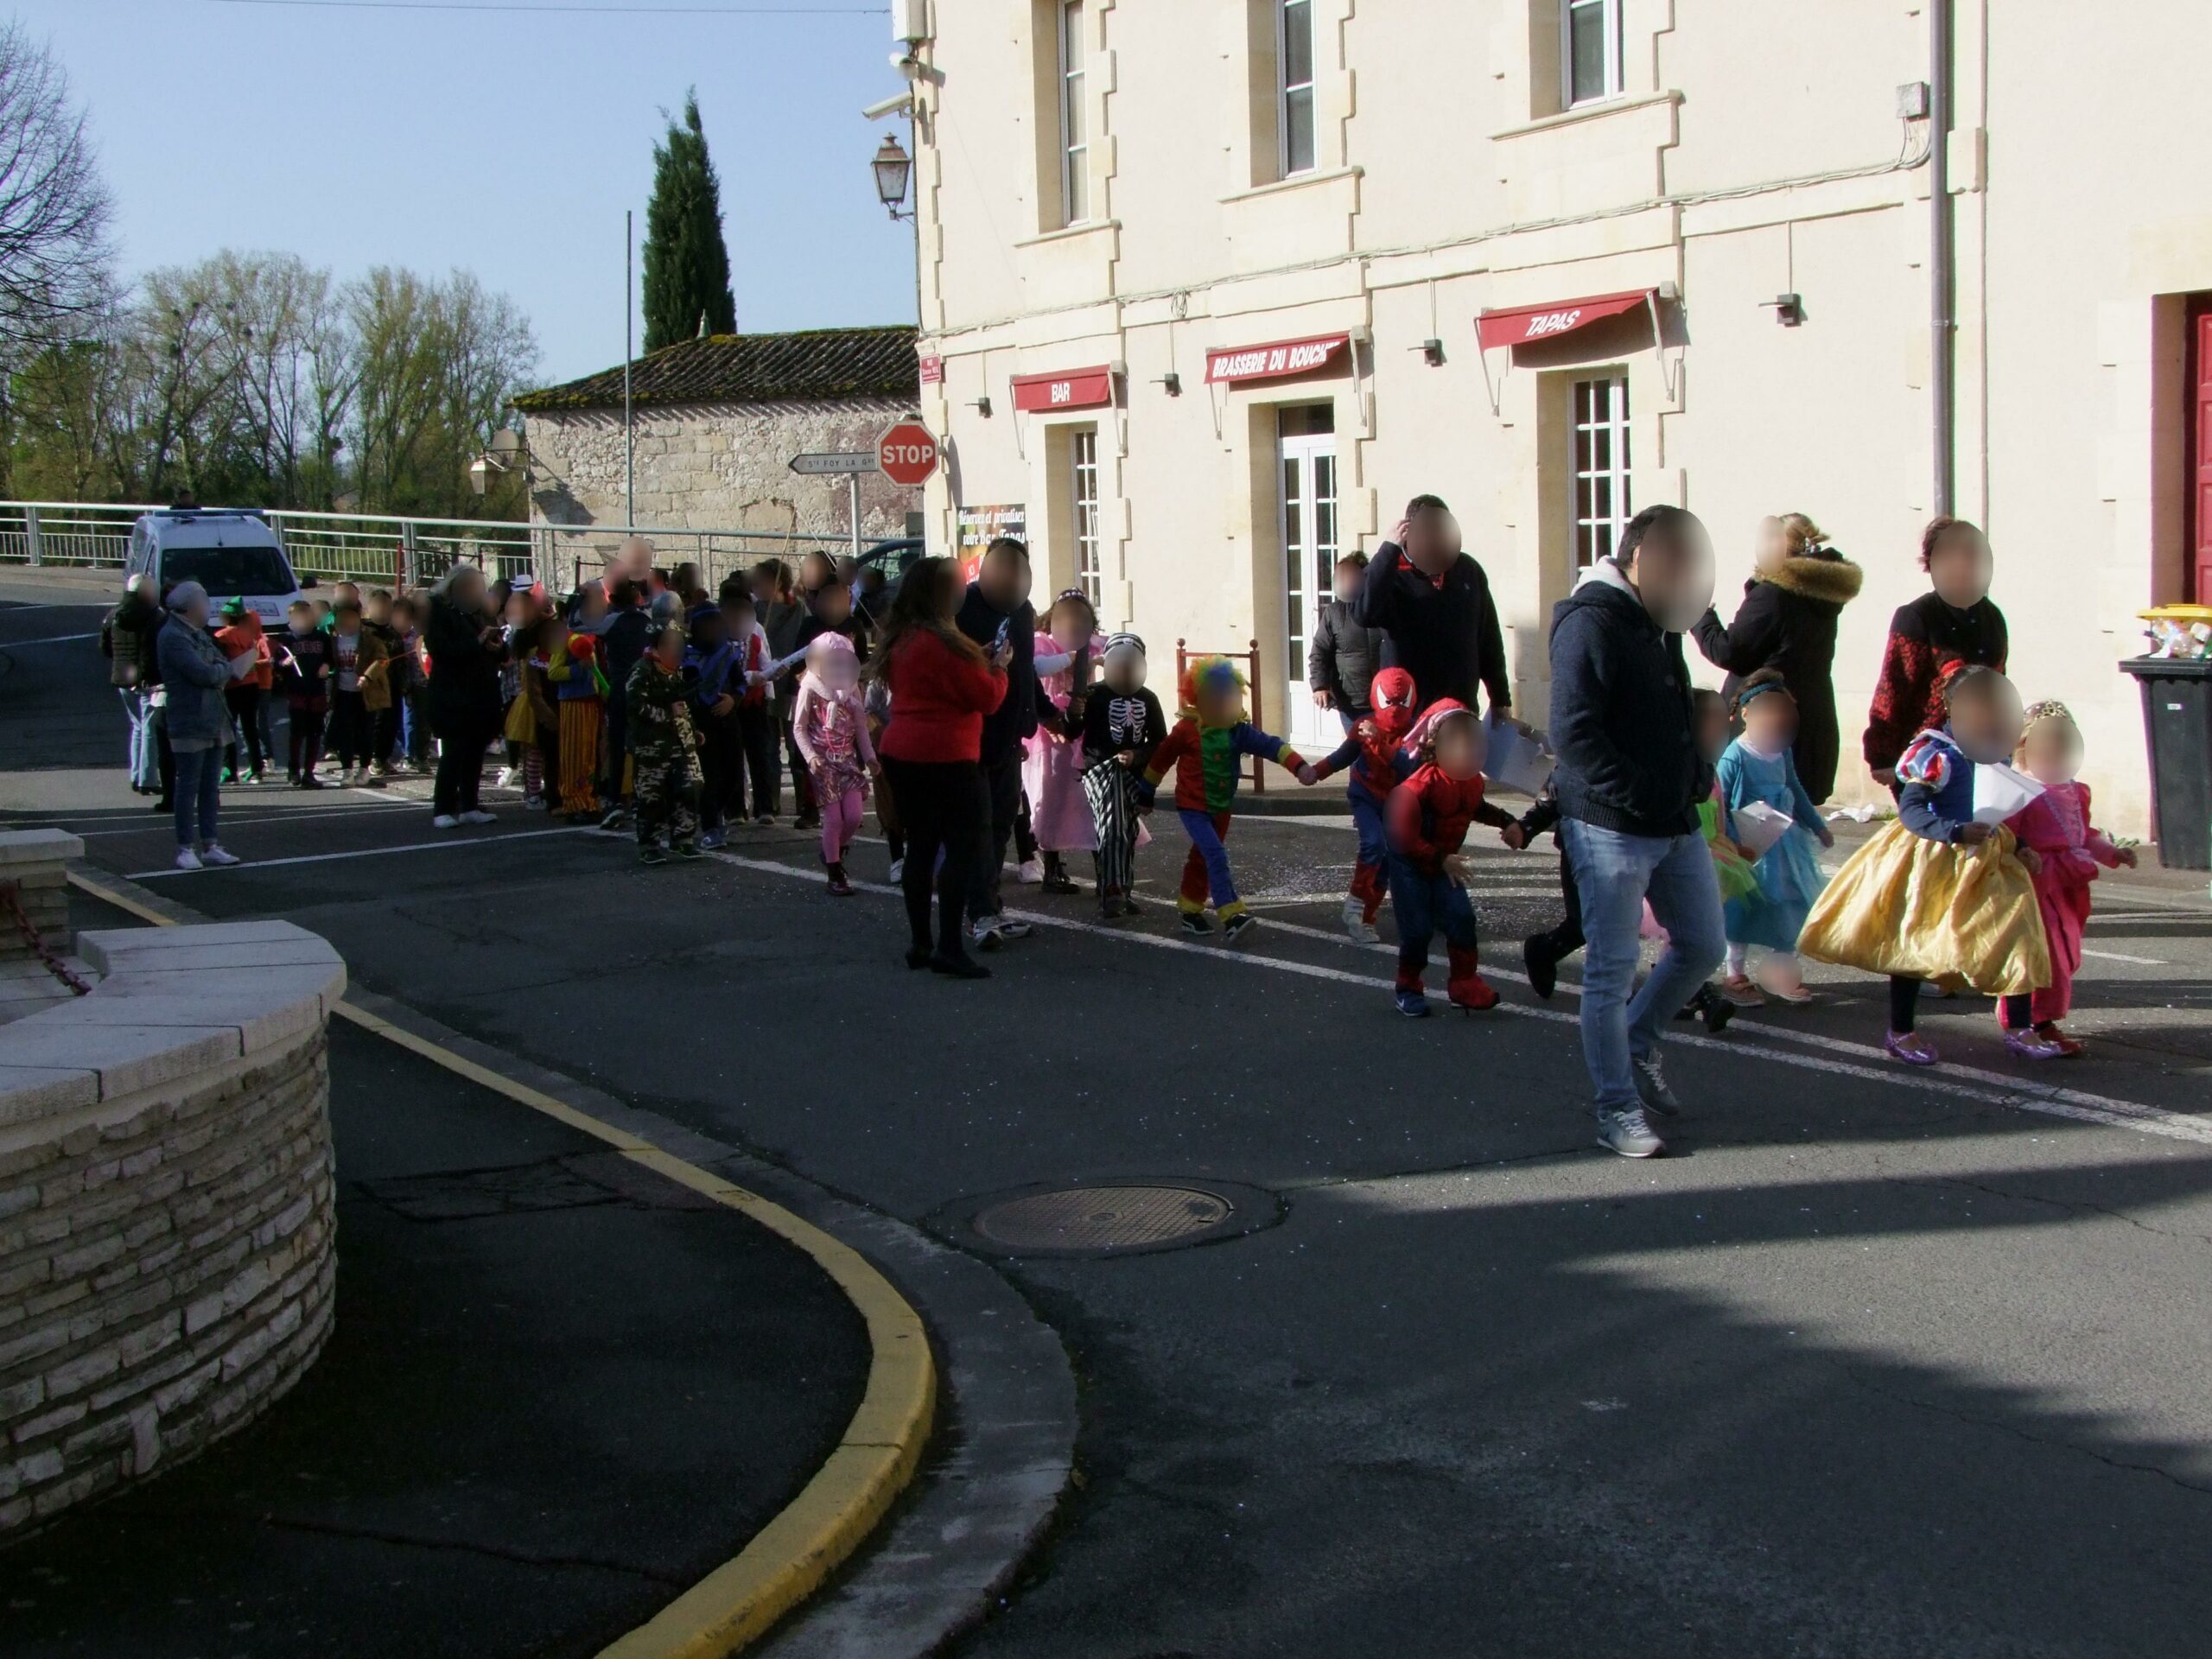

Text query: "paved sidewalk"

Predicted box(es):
[0, 894, 871, 1659]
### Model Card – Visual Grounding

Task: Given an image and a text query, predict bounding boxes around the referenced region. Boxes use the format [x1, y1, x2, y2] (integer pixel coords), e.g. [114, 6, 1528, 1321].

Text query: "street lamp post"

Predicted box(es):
[872, 134, 914, 220]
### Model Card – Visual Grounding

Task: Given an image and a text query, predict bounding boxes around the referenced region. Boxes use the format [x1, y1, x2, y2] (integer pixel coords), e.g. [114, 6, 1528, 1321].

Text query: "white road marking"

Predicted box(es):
[72, 800, 423, 838]
[2079, 947, 2171, 966]
[127, 824, 588, 877]
[1, 632, 99, 646]
[685, 842, 2212, 1147]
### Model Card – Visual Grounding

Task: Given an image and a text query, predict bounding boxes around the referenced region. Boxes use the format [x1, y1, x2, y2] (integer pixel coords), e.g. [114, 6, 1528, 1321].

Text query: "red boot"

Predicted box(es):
[1446, 945, 1498, 1012]
[1350, 861, 1386, 925]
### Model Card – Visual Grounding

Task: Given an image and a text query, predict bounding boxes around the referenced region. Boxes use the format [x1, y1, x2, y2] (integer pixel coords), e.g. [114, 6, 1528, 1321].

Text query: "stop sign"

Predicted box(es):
[877, 418, 939, 487]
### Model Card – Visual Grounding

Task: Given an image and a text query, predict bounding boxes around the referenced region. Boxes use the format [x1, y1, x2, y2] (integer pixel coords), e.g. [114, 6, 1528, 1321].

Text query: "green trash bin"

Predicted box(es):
[2118, 656, 2212, 872]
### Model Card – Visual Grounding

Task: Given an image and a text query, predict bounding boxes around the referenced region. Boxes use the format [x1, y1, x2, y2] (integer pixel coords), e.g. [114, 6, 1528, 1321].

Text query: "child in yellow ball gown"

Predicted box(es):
[1798, 664, 2055, 1065]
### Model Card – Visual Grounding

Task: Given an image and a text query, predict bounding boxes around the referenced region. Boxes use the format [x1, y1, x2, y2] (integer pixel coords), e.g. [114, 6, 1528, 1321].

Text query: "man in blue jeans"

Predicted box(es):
[1548, 505, 1725, 1158]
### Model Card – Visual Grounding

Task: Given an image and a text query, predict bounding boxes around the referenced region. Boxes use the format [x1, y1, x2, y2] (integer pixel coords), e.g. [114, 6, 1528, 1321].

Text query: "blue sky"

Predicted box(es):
[14, 0, 917, 386]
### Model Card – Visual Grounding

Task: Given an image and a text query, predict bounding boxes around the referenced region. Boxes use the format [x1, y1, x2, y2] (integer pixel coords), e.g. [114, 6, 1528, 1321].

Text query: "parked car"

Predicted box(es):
[126, 508, 304, 626]
[854, 537, 927, 620]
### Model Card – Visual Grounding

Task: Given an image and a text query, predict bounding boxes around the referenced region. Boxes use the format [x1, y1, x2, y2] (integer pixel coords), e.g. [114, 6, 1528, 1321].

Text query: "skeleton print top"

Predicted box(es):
[1079, 685, 1166, 772]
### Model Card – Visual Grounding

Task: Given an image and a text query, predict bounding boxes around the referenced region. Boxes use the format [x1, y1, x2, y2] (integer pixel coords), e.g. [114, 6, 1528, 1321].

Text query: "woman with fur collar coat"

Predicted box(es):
[1692, 512, 1863, 803]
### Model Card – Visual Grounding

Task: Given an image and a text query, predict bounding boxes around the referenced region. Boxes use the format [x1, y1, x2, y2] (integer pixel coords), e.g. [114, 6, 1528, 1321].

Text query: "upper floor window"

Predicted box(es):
[1278, 0, 1315, 175]
[1562, 0, 1623, 108]
[1058, 1, 1090, 223]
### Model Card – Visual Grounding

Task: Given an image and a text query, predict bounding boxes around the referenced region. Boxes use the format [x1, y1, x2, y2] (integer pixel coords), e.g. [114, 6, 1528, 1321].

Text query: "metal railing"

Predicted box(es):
[0, 500, 857, 594]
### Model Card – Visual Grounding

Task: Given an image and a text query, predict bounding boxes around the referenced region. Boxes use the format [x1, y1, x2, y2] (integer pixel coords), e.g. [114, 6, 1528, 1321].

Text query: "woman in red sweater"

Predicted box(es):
[875, 558, 1011, 976]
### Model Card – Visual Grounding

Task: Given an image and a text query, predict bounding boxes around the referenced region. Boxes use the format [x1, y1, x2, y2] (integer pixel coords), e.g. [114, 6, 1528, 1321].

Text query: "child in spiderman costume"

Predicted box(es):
[1140, 653, 1315, 938]
[1311, 665, 1421, 943]
[1385, 700, 1518, 1016]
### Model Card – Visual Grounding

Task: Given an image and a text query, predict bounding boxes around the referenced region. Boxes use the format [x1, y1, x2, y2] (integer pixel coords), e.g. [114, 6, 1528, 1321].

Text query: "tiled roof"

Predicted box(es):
[514, 324, 918, 413]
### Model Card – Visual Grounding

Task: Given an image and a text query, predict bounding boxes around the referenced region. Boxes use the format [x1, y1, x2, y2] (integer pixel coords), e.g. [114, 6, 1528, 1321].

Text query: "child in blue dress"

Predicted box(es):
[1716, 671, 1834, 1005]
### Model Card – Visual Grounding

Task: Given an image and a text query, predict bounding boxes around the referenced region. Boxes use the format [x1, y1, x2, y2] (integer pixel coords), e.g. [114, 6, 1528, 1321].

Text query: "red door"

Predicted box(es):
[2195, 307, 2212, 603]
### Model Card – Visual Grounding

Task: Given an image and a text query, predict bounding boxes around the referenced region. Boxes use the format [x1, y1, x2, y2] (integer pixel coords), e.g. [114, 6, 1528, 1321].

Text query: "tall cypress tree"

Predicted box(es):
[641, 90, 736, 354]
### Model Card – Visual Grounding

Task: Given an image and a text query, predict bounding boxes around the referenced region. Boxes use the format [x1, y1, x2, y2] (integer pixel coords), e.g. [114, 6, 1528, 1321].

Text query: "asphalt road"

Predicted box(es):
[9, 590, 2212, 1658]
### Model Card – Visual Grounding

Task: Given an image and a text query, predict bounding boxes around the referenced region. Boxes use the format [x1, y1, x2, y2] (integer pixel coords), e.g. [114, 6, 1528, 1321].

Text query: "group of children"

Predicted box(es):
[217, 583, 429, 788]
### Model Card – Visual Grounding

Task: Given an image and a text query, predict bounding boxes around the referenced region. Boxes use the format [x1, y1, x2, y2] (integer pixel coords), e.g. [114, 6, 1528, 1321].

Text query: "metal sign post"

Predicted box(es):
[789, 452, 879, 563]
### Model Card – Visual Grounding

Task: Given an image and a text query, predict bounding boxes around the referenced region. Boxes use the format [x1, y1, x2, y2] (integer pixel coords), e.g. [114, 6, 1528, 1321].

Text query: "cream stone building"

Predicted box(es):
[517, 325, 922, 543]
[900, 0, 2212, 842]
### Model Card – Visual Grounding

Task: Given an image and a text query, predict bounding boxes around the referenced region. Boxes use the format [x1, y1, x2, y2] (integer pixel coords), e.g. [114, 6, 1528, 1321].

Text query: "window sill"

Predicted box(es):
[1490, 89, 1679, 143]
[1219, 164, 1363, 207]
[1012, 218, 1121, 251]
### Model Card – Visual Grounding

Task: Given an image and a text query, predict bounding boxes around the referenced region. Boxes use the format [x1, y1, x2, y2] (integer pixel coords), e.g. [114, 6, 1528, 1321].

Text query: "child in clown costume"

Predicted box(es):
[1140, 654, 1316, 938]
[1311, 665, 1421, 944]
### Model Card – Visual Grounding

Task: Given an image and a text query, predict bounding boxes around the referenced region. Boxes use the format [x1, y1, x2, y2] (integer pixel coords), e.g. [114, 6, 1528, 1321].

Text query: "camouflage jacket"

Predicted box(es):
[626, 658, 699, 764]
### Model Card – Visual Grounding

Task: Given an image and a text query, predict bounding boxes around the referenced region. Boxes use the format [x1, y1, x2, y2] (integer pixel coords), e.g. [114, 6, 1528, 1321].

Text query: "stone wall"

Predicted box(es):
[524, 398, 922, 541]
[0, 919, 345, 1537]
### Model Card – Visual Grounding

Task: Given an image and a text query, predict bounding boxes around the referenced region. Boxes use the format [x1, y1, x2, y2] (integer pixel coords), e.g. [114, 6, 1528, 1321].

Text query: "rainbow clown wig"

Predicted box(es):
[1179, 654, 1249, 725]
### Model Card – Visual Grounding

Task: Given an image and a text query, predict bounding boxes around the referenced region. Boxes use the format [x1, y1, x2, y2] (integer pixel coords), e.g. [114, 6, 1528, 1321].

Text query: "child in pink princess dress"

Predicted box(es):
[791, 632, 880, 896]
[1024, 588, 1105, 893]
[1999, 700, 2136, 1055]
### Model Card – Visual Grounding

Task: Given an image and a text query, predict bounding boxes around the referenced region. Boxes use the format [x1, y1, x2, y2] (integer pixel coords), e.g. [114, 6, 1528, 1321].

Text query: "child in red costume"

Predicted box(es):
[1385, 702, 1517, 1016]
[1997, 700, 2135, 1055]
[1312, 666, 1420, 944]
[1140, 654, 1314, 938]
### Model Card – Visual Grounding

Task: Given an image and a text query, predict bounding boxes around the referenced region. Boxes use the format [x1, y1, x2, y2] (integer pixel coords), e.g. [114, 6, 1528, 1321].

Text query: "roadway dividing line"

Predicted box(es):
[683, 841, 2212, 1148]
[2079, 947, 2171, 966]
[124, 824, 591, 878]
[0, 631, 99, 646]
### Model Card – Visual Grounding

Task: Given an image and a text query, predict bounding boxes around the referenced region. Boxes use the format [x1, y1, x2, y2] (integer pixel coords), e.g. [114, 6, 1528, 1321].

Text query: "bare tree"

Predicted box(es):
[0, 21, 112, 358]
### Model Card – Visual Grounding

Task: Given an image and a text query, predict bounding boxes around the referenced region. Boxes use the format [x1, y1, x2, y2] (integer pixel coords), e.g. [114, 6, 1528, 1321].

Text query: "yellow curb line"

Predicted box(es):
[67, 865, 938, 1659]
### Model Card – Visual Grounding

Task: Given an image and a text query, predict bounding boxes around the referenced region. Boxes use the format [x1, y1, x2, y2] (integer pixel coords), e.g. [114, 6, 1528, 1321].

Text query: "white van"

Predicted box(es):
[125, 508, 304, 625]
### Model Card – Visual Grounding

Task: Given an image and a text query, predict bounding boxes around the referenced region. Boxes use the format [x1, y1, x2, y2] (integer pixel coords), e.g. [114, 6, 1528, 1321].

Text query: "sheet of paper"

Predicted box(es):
[1732, 800, 1795, 858]
[1482, 713, 1554, 795]
[226, 649, 257, 683]
[1972, 761, 2045, 826]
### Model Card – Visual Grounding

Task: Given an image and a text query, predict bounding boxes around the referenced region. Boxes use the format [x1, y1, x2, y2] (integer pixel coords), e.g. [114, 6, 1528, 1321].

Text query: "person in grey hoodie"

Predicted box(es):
[1547, 505, 1724, 1159]
[154, 581, 243, 871]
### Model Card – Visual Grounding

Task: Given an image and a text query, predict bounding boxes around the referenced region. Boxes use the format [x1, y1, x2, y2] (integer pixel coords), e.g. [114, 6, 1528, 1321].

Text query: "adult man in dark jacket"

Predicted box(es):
[957, 537, 1040, 945]
[596, 578, 656, 826]
[1354, 495, 1512, 716]
[1306, 551, 1385, 728]
[1548, 504, 1725, 1160]
[101, 574, 167, 795]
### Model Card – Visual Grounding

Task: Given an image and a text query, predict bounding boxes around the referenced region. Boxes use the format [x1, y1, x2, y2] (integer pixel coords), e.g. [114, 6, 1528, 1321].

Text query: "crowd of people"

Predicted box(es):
[99, 499, 2133, 1158]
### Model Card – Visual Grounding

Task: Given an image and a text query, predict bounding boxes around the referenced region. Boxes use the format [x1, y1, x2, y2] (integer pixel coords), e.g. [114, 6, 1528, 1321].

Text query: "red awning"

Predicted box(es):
[1476, 289, 1655, 351]
[1205, 333, 1351, 385]
[1010, 365, 1115, 412]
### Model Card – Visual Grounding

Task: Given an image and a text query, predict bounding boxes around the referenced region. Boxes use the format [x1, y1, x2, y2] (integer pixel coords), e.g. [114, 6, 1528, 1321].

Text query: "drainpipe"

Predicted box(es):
[1929, 0, 1955, 517]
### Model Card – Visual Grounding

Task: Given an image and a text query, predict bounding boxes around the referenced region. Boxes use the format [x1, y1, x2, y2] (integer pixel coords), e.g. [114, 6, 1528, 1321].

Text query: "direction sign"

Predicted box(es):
[876, 419, 939, 487]
[788, 451, 877, 475]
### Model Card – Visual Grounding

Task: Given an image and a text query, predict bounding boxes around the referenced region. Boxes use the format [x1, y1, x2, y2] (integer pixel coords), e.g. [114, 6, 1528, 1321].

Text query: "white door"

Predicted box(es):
[1279, 420, 1339, 752]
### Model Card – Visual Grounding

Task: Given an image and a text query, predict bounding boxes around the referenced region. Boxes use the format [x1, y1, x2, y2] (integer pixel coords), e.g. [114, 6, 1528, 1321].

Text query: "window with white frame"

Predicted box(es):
[1569, 376, 1630, 569]
[1071, 427, 1102, 604]
[1058, 1, 1090, 224]
[1561, 0, 1623, 108]
[1278, 0, 1316, 176]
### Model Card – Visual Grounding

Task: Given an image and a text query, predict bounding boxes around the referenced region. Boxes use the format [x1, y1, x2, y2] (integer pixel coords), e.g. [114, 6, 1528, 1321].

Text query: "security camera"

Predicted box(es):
[863, 89, 914, 120]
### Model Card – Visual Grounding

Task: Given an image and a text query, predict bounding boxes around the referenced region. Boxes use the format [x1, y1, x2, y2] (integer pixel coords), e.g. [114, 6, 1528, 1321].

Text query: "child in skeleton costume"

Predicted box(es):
[791, 632, 879, 896]
[1140, 654, 1316, 938]
[1078, 632, 1166, 919]
[1384, 701, 1518, 1016]
[1024, 588, 1105, 893]
[1310, 665, 1421, 943]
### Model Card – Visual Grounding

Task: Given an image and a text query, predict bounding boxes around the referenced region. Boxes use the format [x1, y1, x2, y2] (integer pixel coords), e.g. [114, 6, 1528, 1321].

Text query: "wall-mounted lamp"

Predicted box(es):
[1412, 338, 1445, 366]
[967, 393, 992, 418]
[1156, 370, 1182, 397]
[1762, 292, 1805, 327]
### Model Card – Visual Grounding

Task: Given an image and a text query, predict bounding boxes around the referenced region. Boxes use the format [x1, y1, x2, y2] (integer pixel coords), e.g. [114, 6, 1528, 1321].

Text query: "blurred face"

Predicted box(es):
[836, 556, 859, 584]
[815, 584, 852, 627]
[288, 606, 313, 633]
[1432, 715, 1485, 782]
[334, 582, 359, 608]
[1928, 524, 1993, 608]
[579, 587, 608, 626]
[691, 611, 724, 649]
[1103, 647, 1147, 694]
[504, 593, 530, 626]
[979, 547, 1031, 610]
[1333, 563, 1363, 604]
[800, 552, 836, 593]
[1694, 696, 1732, 763]
[1048, 602, 1095, 652]
[1403, 507, 1462, 576]
[2019, 716, 2084, 787]
[1948, 673, 2025, 765]
[652, 630, 683, 671]
[334, 605, 360, 634]
[365, 593, 391, 625]
[1627, 514, 1717, 632]
[1752, 516, 1789, 575]
[178, 592, 210, 628]
[721, 603, 752, 638]
[1741, 687, 1799, 750]
[811, 641, 860, 692]
[1194, 671, 1245, 728]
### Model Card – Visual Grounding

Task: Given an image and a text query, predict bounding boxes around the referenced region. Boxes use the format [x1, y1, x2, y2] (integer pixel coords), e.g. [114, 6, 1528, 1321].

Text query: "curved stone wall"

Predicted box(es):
[0, 919, 344, 1537]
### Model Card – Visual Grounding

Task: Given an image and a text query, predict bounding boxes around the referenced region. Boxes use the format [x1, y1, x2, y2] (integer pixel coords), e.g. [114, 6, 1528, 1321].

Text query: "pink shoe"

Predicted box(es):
[1885, 1030, 1940, 1066]
[2003, 1027, 2066, 1062]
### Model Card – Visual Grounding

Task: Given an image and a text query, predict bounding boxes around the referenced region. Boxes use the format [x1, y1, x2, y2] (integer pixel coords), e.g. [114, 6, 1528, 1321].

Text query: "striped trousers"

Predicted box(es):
[1083, 760, 1141, 897]
[558, 698, 601, 815]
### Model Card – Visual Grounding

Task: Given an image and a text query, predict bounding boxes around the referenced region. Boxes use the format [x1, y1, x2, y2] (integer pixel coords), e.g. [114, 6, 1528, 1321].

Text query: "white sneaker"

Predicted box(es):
[174, 847, 203, 872]
[1341, 898, 1379, 944]
[496, 766, 517, 788]
[887, 856, 905, 883]
[460, 809, 497, 825]
[523, 797, 548, 812]
[1014, 857, 1044, 885]
[200, 843, 241, 868]
[431, 814, 461, 830]
[1597, 1106, 1665, 1159]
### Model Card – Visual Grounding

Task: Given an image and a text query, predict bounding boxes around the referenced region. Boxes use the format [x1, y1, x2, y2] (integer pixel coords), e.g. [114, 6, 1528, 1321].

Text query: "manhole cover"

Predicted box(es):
[972, 1185, 1234, 1252]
